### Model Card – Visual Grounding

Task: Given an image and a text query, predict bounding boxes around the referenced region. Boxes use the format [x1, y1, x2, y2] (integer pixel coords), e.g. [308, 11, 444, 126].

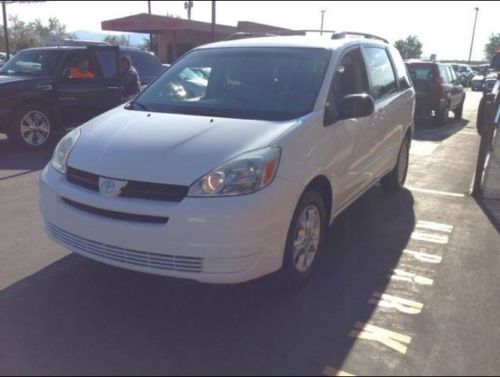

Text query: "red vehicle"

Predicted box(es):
[406, 60, 466, 126]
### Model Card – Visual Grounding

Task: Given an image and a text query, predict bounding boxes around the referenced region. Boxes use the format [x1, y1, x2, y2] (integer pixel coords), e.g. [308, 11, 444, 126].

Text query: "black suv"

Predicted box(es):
[477, 51, 500, 130]
[0, 45, 164, 149]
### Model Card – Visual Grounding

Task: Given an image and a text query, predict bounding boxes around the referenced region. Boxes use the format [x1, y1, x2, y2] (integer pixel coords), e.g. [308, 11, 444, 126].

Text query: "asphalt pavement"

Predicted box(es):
[0, 90, 499, 376]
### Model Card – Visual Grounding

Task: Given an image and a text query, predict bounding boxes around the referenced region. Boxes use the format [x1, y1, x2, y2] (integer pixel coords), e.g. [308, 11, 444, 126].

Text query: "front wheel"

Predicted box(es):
[280, 191, 327, 286]
[7, 105, 54, 150]
[381, 138, 410, 194]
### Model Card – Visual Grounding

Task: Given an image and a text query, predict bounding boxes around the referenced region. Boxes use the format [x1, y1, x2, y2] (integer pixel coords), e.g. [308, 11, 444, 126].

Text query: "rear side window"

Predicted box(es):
[438, 65, 451, 84]
[406, 64, 435, 82]
[127, 51, 163, 78]
[388, 46, 412, 90]
[364, 47, 398, 99]
[94, 49, 118, 78]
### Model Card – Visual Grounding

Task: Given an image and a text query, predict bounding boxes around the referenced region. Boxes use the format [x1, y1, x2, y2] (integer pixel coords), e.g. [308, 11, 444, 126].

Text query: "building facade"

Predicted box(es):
[101, 14, 289, 63]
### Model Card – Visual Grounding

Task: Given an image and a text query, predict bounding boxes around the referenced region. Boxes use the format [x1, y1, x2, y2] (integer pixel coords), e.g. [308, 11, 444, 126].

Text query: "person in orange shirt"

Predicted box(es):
[69, 59, 95, 79]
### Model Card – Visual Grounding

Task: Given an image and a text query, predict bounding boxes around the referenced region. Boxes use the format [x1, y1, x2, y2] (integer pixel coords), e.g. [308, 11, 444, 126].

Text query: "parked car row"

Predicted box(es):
[406, 60, 465, 126]
[0, 45, 166, 149]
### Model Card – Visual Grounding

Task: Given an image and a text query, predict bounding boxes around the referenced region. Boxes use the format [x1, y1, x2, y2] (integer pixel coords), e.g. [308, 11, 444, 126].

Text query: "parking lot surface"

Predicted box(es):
[0, 90, 499, 376]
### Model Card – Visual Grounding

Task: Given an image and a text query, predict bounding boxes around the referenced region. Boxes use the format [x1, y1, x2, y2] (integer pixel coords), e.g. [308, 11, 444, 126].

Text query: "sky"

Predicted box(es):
[5, 1, 499, 61]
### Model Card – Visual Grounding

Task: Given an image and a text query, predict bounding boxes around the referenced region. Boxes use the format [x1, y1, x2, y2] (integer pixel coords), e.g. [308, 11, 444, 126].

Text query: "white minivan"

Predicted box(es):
[40, 33, 415, 285]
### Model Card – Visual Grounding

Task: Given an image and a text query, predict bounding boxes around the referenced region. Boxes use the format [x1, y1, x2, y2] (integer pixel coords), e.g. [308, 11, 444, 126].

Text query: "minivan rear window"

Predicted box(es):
[133, 47, 331, 121]
[406, 64, 435, 82]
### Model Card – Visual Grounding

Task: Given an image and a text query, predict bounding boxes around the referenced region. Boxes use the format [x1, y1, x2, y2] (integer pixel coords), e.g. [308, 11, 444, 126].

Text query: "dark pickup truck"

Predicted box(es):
[0, 45, 164, 149]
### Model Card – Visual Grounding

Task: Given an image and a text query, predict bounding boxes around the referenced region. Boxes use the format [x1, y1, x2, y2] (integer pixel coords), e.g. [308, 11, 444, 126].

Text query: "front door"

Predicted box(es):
[55, 47, 122, 127]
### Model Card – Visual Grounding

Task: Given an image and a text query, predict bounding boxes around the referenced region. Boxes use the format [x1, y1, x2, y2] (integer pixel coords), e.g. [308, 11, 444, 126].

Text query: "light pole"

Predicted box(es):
[320, 10, 326, 36]
[147, 1, 153, 53]
[2, 0, 10, 60]
[184, 1, 193, 21]
[211, 1, 216, 42]
[468, 7, 479, 63]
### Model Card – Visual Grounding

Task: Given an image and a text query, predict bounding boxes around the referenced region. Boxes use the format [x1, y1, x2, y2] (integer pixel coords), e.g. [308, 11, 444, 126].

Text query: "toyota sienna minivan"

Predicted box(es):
[40, 33, 415, 285]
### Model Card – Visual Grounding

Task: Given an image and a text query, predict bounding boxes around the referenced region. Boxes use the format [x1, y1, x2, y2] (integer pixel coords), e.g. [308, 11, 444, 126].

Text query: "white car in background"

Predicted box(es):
[40, 33, 415, 285]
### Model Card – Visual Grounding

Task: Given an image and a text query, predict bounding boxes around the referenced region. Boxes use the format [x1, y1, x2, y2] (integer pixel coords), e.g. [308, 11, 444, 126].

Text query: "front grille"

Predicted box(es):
[48, 223, 203, 273]
[62, 198, 169, 224]
[67, 167, 189, 202]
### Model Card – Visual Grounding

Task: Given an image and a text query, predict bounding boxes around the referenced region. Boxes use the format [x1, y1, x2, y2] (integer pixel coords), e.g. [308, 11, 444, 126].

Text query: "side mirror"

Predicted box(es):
[338, 94, 375, 120]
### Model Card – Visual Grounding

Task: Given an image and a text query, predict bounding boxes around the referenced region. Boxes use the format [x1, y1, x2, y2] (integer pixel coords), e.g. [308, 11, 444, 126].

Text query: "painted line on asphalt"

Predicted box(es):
[389, 268, 434, 286]
[323, 366, 355, 376]
[403, 249, 443, 264]
[406, 187, 466, 198]
[349, 322, 412, 354]
[411, 230, 449, 244]
[369, 292, 424, 315]
[416, 221, 454, 233]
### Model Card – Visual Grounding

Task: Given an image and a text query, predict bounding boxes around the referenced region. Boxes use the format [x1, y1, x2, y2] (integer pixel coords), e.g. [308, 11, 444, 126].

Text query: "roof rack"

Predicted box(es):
[331, 31, 388, 44]
[224, 29, 337, 41]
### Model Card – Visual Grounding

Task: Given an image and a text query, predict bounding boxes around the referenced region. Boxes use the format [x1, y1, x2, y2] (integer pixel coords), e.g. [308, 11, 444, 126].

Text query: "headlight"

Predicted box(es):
[51, 128, 81, 174]
[188, 147, 281, 197]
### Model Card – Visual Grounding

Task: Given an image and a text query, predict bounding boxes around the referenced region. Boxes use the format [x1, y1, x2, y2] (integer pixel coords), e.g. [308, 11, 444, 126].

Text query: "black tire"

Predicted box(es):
[454, 100, 464, 120]
[7, 104, 54, 150]
[477, 96, 486, 135]
[434, 106, 449, 127]
[280, 190, 327, 287]
[380, 138, 410, 194]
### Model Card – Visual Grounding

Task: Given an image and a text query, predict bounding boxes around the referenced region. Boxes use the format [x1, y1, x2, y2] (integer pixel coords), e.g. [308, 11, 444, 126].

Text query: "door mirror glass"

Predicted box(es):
[338, 94, 375, 120]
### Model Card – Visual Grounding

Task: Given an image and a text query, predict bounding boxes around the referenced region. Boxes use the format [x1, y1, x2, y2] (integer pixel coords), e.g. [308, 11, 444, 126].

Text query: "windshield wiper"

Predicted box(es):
[128, 101, 150, 111]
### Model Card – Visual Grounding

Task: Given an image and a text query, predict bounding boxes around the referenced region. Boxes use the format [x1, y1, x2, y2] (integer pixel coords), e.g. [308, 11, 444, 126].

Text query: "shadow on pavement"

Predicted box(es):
[473, 196, 500, 233]
[413, 118, 470, 142]
[0, 187, 415, 375]
[0, 138, 53, 175]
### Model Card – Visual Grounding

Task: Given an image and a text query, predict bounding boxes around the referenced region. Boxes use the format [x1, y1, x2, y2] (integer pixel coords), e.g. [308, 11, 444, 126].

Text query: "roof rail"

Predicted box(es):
[224, 29, 337, 41]
[331, 31, 389, 44]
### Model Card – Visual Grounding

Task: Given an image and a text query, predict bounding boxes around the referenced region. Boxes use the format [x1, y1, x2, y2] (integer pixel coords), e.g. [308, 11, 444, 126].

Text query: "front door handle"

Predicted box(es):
[36, 84, 53, 91]
[107, 86, 120, 90]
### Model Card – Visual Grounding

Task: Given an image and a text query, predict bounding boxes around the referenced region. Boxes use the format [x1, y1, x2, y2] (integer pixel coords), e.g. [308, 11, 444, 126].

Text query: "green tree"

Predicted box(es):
[0, 16, 72, 52]
[394, 35, 423, 60]
[484, 33, 500, 61]
[103, 34, 130, 46]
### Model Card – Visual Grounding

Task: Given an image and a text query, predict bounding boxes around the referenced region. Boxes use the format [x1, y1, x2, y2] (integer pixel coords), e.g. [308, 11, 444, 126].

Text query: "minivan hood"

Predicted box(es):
[68, 107, 298, 185]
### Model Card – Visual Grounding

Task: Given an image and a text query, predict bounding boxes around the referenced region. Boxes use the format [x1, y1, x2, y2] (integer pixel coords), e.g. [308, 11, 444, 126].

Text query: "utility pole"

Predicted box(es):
[468, 7, 479, 64]
[184, 1, 193, 21]
[211, 1, 216, 42]
[2, 0, 10, 60]
[320, 10, 326, 36]
[148, 0, 153, 53]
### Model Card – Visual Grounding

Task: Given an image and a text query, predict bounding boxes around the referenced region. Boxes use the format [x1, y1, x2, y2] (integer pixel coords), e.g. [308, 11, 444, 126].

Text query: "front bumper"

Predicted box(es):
[39, 164, 304, 284]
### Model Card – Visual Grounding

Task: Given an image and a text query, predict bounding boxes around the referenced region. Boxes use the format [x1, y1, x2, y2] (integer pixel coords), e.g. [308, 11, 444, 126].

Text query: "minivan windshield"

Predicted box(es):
[133, 47, 331, 121]
[0, 50, 62, 77]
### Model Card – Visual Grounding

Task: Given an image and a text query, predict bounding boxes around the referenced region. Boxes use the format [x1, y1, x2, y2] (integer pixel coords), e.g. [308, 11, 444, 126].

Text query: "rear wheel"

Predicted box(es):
[8, 105, 54, 150]
[280, 190, 326, 286]
[434, 106, 449, 127]
[454, 100, 464, 120]
[381, 138, 410, 193]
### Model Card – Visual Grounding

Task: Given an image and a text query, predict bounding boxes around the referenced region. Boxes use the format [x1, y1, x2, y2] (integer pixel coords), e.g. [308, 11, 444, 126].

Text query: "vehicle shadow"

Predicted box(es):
[0, 137, 53, 177]
[0, 187, 415, 375]
[413, 117, 470, 142]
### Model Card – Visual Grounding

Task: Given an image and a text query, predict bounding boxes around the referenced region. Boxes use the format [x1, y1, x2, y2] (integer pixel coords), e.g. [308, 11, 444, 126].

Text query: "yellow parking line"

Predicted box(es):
[406, 187, 466, 198]
[389, 268, 434, 286]
[369, 292, 424, 315]
[323, 366, 355, 376]
[349, 322, 412, 354]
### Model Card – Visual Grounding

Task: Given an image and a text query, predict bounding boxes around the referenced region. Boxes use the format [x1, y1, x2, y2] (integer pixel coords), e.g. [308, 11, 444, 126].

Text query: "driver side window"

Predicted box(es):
[326, 48, 369, 123]
[61, 52, 99, 80]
